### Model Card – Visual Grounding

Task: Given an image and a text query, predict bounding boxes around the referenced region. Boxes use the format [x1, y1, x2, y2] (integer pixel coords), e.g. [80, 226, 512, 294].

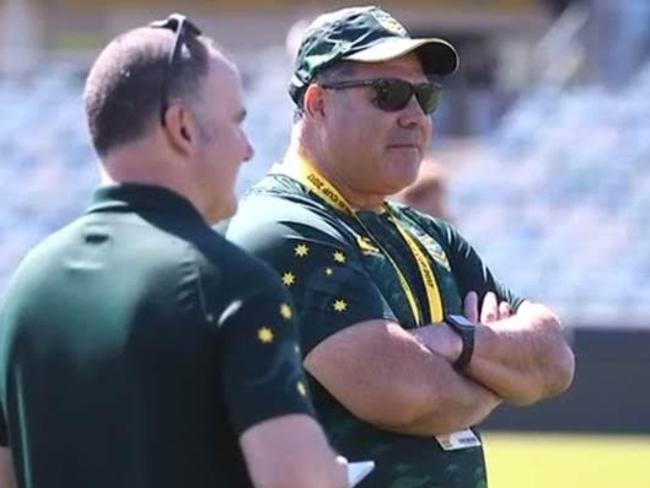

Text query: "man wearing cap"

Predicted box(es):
[0, 14, 347, 488]
[228, 6, 575, 487]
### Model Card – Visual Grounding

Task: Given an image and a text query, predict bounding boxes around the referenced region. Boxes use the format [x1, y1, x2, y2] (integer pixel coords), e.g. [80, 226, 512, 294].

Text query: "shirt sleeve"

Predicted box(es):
[218, 266, 315, 437]
[227, 201, 396, 355]
[437, 219, 526, 311]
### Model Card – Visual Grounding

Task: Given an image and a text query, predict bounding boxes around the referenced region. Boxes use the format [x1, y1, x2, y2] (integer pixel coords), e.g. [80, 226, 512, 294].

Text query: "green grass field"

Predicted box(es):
[483, 432, 650, 487]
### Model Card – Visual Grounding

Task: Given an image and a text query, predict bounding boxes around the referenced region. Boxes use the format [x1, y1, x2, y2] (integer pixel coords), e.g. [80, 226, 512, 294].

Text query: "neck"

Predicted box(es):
[323, 169, 385, 211]
[287, 135, 385, 212]
[100, 140, 210, 223]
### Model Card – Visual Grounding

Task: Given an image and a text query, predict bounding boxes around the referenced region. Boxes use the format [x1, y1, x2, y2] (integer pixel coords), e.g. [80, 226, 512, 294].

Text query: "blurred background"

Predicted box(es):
[1, 0, 649, 486]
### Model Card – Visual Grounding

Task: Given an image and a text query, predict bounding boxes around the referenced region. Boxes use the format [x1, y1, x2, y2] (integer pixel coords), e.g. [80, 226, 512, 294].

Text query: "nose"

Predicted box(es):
[397, 96, 429, 129]
[243, 134, 255, 163]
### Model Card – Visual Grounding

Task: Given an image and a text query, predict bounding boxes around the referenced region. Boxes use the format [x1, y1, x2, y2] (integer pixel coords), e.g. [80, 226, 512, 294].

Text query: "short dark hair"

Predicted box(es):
[83, 27, 214, 157]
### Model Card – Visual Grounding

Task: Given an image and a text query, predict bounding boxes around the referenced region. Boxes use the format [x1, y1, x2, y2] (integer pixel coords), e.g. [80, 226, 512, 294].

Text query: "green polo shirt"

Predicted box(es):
[227, 174, 524, 488]
[0, 184, 314, 488]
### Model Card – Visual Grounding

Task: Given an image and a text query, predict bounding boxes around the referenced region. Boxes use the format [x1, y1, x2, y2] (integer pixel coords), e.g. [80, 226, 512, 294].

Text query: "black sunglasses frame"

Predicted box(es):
[319, 78, 442, 115]
[149, 13, 202, 126]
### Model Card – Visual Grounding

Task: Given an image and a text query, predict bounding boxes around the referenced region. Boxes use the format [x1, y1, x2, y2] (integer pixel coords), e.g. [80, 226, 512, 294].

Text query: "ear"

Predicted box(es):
[162, 103, 198, 156]
[303, 84, 327, 119]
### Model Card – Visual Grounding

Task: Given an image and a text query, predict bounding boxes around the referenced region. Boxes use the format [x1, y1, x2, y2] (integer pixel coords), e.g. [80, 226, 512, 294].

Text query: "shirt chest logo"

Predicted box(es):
[411, 229, 451, 272]
[356, 235, 382, 256]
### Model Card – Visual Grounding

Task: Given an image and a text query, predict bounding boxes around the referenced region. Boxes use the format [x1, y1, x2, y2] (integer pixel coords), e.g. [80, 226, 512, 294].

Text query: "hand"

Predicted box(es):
[335, 455, 350, 488]
[464, 291, 512, 325]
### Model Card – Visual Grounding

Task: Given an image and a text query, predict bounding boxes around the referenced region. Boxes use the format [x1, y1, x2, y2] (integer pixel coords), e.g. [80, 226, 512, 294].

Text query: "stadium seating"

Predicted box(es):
[452, 63, 650, 326]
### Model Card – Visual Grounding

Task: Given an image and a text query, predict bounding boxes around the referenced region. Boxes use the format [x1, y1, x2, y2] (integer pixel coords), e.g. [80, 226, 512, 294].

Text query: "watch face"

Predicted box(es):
[447, 314, 474, 327]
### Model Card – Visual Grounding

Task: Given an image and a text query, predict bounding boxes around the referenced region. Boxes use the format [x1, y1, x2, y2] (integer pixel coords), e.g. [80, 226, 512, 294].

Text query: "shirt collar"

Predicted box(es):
[86, 183, 205, 223]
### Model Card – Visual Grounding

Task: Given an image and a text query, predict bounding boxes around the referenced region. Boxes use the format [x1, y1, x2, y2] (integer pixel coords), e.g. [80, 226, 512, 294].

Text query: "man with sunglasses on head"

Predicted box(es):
[227, 6, 575, 487]
[0, 14, 348, 488]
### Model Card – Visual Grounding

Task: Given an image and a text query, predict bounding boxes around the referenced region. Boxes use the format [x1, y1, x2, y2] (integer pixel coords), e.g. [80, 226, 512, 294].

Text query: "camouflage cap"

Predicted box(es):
[289, 5, 459, 107]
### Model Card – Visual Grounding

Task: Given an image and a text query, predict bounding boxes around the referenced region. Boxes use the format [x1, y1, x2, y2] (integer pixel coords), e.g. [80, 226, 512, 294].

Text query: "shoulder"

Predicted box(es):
[6, 216, 85, 279]
[181, 220, 283, 288]
[387, 200, 456, 241]
[229, 175, 353, 250]
[151, 218, 289, 319]
[0, 217, 97, 313]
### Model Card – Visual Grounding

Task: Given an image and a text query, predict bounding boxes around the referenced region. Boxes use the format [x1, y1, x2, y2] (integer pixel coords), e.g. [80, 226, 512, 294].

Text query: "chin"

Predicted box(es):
[207, 197, 238, 224]
[387, 153, 421, 175]
[388, 168, 420, 193]
[222, 200, 238, 221]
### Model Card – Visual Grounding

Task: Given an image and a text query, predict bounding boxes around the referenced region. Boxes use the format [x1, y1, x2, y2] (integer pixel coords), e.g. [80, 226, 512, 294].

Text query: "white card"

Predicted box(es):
[347, 460, 375, 486]
[435, 428, 482, 451]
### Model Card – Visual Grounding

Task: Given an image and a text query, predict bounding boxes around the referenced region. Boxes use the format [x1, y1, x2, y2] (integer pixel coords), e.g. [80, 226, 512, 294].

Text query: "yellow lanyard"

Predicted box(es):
[385, 211, 444, 322]
[280, 152, 444, 325]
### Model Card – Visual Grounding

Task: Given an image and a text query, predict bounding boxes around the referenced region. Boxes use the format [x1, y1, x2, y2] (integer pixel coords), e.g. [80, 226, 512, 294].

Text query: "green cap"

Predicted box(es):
[289, 5, 459, 107]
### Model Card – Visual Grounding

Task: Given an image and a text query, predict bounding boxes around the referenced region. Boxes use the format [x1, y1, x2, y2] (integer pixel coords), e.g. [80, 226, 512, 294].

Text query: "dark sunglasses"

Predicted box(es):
[149, 13, 202, 126]
[320, 78, 442, 115]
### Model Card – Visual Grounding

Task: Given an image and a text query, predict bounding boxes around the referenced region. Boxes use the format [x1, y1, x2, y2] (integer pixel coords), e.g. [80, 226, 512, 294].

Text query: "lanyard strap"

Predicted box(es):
[281, 152, 444, 325]
[385, 211, 444, 322]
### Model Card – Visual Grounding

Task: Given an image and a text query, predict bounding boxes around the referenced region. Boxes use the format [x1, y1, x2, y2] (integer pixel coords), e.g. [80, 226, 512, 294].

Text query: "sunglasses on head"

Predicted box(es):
[149, 13, 202, 126]
[319, 78, 442, 115]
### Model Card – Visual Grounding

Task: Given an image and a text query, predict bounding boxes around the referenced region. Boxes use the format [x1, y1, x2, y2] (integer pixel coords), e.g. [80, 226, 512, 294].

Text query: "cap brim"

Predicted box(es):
[343, 37, 459, 76]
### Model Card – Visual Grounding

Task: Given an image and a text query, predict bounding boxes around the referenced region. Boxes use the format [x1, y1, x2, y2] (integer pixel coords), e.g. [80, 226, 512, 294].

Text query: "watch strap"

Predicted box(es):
[445, 314, 475, 371]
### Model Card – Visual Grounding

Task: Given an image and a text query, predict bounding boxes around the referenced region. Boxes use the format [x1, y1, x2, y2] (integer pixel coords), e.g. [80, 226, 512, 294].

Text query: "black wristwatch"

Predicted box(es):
[444, 314, 475, 371]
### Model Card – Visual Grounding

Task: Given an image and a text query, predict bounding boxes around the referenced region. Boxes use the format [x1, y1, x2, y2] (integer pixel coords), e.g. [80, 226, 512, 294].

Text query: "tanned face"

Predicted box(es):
[317, 53, 433, 199]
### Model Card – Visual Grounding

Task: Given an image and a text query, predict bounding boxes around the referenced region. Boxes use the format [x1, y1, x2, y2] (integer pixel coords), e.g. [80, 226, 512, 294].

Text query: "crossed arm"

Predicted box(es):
[305, 317, 501, 436]
[305, 292, 575, 436]
[415, 292, 575, 406]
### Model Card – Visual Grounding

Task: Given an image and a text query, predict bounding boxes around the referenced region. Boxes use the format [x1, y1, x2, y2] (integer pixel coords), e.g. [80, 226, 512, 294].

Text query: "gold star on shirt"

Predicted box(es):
[297, 381, 307, 397]
[257, 327, 274, 344]
[332, 299, 348, 313]
[281, 272, 296, 287]
[333, 250, 346, 263]
[280, 303, 293, 320]
[295, 243, 310, 257]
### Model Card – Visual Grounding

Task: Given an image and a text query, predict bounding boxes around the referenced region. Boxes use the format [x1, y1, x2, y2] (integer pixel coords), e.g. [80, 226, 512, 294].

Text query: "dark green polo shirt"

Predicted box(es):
[227, 174, 524, 488]
[0, 184, 314, 488]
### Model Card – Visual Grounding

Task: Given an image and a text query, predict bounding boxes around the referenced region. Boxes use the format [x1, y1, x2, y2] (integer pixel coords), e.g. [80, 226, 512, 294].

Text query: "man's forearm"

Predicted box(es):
[467, 303, 575, 405]
[378, 352, 502, 436]
[305, 319, 502, 437]
[421, 303, 575, 405]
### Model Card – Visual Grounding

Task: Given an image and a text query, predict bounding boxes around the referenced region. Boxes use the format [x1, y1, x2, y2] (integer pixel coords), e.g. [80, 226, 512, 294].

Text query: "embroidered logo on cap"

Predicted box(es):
[372, 10, 407, 36]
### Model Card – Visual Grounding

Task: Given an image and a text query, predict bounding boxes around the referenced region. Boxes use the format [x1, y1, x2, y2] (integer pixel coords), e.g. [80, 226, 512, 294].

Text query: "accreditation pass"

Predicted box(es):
[435, 428, 482, 451]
